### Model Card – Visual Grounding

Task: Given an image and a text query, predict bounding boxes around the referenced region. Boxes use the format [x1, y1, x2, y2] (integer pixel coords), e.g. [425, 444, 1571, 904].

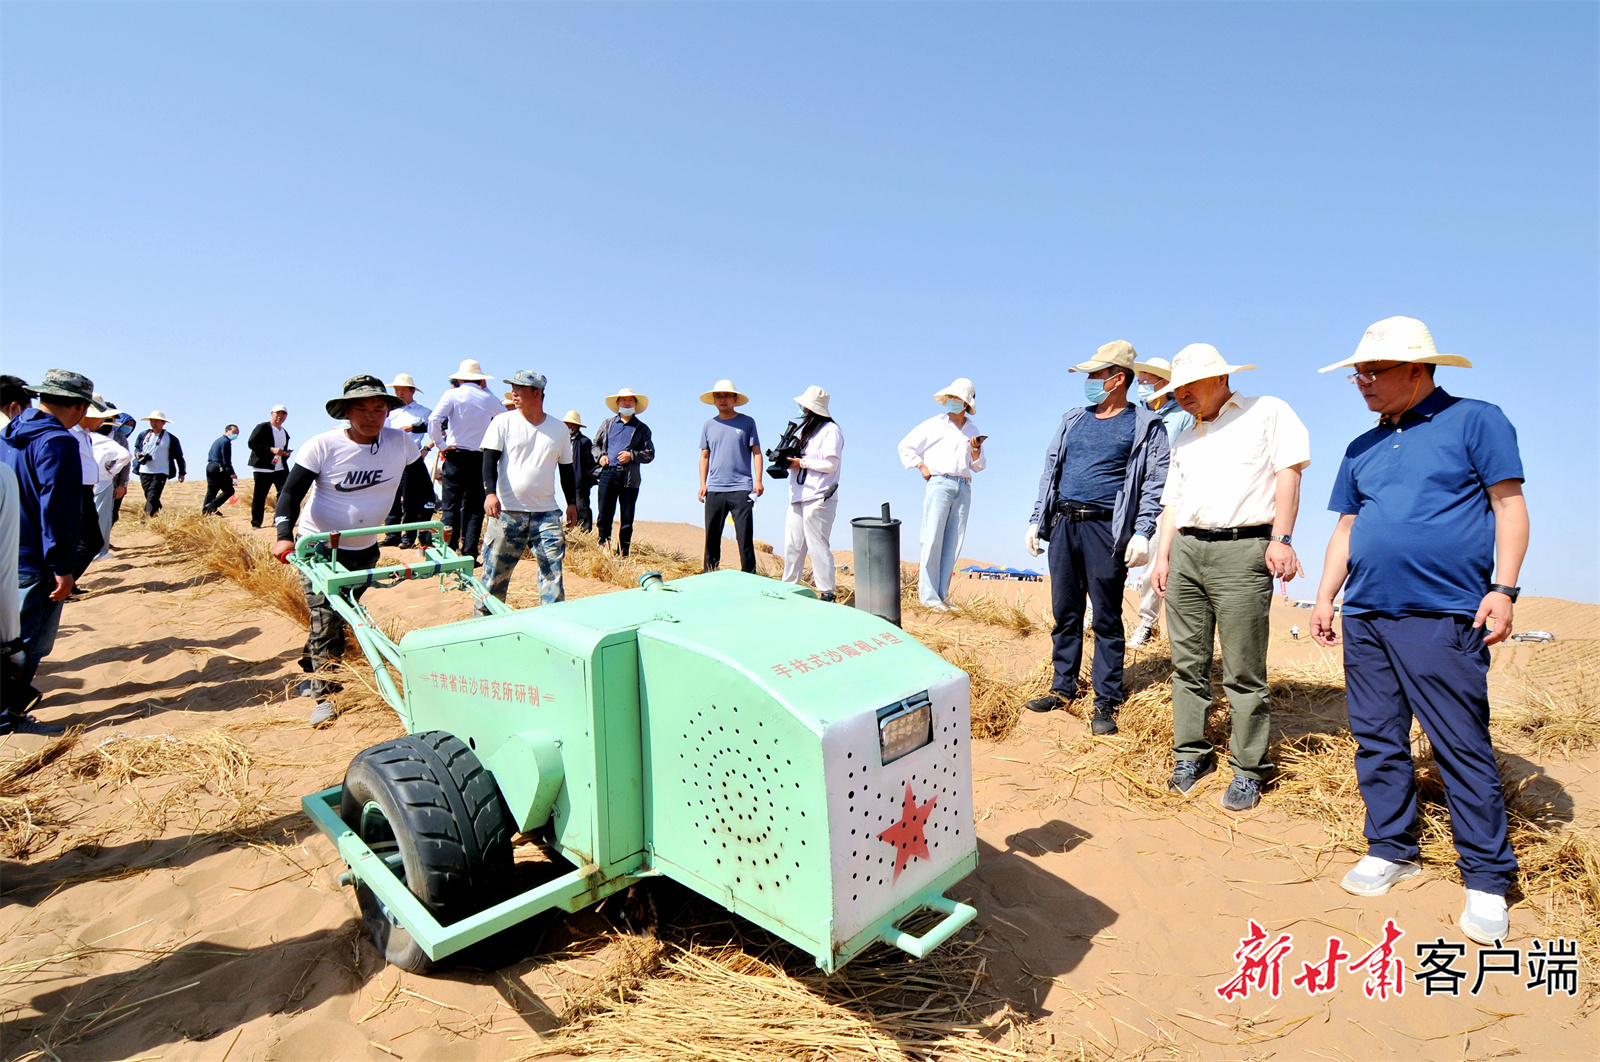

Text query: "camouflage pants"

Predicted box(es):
[298, 543, 379, 688]
[478, 510, 565, 613]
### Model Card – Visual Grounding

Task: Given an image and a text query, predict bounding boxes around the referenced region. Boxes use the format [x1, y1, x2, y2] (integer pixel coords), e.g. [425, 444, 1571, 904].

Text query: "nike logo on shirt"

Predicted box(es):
[332, 470, 391, 492]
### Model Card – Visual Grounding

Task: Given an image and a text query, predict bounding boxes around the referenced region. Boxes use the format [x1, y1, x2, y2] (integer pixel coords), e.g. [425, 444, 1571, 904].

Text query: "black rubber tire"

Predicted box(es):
[339, 731, 514, 972]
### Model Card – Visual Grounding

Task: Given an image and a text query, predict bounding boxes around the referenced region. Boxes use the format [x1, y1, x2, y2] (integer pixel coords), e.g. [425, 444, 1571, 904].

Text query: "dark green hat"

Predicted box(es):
[29, 369, 97, 406]
[326, 375, 404, 419]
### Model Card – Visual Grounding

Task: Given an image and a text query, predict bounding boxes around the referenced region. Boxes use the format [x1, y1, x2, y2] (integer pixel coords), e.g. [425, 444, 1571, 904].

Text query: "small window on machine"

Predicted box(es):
[877, 692, 934, 765]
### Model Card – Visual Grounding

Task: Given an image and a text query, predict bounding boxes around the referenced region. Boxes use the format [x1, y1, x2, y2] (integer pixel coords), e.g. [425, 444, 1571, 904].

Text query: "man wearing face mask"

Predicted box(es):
[1126, 357, 1195, 647]
[202, 424, 240, 514]
[1025, 341, 1169, 736]
[898, 379, 985, 610]
[591, 388, 655, 557]
[1150, 344, 1311, 812]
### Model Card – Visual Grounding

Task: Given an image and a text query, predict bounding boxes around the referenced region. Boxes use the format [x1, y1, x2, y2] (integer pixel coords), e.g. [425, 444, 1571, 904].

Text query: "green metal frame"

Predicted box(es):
[288, 521, 511, 716]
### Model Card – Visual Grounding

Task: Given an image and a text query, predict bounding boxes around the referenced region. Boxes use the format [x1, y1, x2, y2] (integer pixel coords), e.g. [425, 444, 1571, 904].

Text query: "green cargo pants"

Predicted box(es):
[1166, 532, 1274, 781]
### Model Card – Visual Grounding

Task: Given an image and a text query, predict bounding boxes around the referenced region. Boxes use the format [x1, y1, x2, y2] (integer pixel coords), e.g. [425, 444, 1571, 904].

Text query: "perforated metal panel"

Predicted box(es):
[823, 670, 974, 945]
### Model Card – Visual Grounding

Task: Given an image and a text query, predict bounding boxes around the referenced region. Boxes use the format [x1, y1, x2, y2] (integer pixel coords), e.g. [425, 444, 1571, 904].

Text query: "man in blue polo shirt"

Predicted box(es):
[1311, 316, 1528, 946]
[697, 379, 763, 574]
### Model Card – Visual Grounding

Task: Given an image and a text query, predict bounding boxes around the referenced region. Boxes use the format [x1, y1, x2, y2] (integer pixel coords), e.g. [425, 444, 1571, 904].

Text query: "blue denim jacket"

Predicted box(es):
[1029, 404, 1169, 553]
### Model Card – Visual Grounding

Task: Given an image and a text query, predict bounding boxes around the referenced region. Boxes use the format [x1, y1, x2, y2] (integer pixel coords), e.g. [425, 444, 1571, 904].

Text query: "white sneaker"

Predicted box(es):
[1127, 622, 1155, 648]
[309, 700, 337, 727]
[1339, 855, 1422, 896]
[1460, 889, 1509, 945]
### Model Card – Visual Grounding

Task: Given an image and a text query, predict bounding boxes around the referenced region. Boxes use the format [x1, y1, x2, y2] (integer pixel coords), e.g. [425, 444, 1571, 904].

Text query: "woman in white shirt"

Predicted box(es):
[780, 386, 845, 601]
[898, 379, 986, 609]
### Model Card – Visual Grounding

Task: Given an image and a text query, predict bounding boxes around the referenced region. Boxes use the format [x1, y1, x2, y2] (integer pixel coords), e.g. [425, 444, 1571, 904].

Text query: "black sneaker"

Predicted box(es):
[1026, 689, 1074, 713]
[1168, 758, 1215, 796]
[0, 715, 66, 736]
[379, 535, 402, 547]
[1221, 776, 1263, 812]
[398, 536, 417, 549]
[1090, 707, 1119, 735]
[818, 591, 836, 603]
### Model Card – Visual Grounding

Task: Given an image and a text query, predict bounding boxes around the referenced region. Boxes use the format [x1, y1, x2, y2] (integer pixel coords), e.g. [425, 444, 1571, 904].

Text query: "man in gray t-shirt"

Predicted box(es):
[697, 379, 763, 573]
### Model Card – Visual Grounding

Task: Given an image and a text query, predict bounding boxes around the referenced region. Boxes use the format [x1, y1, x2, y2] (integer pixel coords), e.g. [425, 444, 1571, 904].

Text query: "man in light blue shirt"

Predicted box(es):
[697, 379, 763, 573]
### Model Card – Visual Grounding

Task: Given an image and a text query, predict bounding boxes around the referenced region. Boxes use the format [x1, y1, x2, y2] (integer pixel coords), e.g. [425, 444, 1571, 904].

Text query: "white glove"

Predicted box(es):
[1124, 533, 1150, 568]
[1024, 523, 1044, 557]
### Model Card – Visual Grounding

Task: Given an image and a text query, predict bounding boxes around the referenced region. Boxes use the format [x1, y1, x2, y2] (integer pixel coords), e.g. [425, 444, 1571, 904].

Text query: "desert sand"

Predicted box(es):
[2, 484, 1596, 1060]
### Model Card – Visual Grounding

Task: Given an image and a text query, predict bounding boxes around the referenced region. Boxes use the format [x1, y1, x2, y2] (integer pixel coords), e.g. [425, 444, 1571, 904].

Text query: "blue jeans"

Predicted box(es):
[1046, 515, 1126, 711]
[479, 510, 566, 612]
[1342, 612, 1517, 894]
[917, 475, 970, 608]
[15, 574, 64, 695]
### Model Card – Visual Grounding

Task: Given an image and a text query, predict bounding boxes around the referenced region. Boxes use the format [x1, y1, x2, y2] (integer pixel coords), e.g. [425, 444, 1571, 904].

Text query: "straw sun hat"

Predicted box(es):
[933, 378, 976, 414]
[449, 359, 493, 382]
[1151, 344, 1258, 399]
[389, 374, 421, 392]
[1318, 316, 1473, 374]
[1132, 356, 1174, 380]
[699, 379, 750, 406]
[561, 410, 585, 428]
[142, 410, 172, 423]
[606, 388, 648, 414]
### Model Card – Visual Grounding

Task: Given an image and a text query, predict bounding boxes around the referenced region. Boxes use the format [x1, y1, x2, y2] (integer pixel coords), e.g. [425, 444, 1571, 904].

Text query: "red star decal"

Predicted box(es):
[877, 782, 938, 882]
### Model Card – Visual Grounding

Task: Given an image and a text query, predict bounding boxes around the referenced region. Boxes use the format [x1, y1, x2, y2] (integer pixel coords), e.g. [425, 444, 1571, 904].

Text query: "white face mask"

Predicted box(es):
[617, 404, 635, 418]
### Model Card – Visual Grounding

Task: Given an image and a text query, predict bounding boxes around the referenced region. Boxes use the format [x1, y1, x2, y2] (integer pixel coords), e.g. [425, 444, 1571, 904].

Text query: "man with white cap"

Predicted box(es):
[1025, 342, 1169, 735]
[247, 406, 292, 529]
[428, 359, 504, 559]
[591, 388, 655, 557]
[698, 379, 763, 574]
[1150, 344, 1310, 811]
[132, 412, 185, 517]
[381, 374, 436, 549]
[563, 410, 597, 532]
[898, 378, 986, 609]
[479, 370, 577, 611]
[1310, 316, 1526, 945]
[1126, 357, 1195, 647]
[780, 385, 844, 601]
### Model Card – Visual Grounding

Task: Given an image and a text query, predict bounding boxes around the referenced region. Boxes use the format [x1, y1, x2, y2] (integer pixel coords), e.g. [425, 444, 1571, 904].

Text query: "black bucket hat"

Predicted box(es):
[326, 375, 405, 419]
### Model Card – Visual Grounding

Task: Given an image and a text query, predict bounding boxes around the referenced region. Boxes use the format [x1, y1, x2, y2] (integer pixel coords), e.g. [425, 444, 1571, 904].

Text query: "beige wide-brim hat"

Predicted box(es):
[1151, 344, 1257, 398]
[1069, 339, 1137, 374]
[700, 379, 750, 406]
[933, 377, 976, 414]
[1318, 316, 1473, 374]
[449, 358, 493, 382]
[142, 410, 171, 423]
[794, 385, 831, 418]
[605, 388, 649, 414]
[390, 374, 421, 392]
[1132, 356, 1173, 380]
[561, 409, 585, 428]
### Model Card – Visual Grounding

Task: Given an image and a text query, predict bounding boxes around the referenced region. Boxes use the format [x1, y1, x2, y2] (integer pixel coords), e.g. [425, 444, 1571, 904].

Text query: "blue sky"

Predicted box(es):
[4, 3, 1595, 601]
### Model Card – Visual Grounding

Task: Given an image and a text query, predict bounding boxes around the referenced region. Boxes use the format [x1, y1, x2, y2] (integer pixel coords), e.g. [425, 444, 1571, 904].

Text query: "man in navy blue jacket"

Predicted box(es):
[0, 368, 94, 734]
[202, 425, 239, 514]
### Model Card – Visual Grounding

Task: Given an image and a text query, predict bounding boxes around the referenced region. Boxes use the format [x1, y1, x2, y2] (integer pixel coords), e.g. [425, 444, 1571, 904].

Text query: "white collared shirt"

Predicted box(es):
[1159, 393, 1310, 529]
[897, 413, 986, 480]
[789, 421, 844, 505]
[428, 384, 504, 451]
[69, 425, 98, 485]
[386, 400, 433, 453]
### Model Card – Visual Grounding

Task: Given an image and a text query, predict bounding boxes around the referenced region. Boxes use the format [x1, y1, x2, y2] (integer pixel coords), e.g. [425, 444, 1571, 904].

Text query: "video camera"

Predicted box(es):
[764, 419, 804, 480]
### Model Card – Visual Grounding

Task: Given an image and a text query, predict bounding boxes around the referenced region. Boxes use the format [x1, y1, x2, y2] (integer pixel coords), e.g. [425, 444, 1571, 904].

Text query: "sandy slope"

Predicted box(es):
[2, 488, 1596, 1060]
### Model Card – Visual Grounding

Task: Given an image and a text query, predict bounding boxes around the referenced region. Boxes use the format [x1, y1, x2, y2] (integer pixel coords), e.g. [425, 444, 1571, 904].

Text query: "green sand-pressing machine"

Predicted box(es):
[294, 522, 978, 973]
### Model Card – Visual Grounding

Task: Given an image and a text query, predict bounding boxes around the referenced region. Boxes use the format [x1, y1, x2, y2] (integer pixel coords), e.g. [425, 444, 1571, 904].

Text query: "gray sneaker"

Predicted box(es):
[1340, 856, 1422, 897]
[1221, 776, 1263, 812]
[309, 700, 337, 727]
[1167, 758, 1215, 795]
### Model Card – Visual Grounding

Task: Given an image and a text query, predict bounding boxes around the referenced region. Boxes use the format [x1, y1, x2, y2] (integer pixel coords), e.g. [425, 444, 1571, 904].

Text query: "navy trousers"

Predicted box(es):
[1343, 613, 1517, 894]
[1045, 514, 1126, 710]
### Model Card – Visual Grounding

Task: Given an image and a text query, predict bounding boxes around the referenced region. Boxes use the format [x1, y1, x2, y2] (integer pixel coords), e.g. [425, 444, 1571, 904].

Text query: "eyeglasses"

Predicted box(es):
[1347, 363, 1408, 384]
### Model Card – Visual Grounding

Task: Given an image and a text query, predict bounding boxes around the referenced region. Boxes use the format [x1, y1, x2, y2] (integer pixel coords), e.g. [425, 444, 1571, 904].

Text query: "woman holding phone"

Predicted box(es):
[897, 378, 986, 610]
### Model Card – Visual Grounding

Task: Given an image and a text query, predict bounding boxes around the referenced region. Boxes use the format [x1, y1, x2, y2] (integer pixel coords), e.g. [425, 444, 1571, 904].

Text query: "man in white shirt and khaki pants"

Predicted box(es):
[899, 379, 986, 610]
[1151, 344, 1311, 812]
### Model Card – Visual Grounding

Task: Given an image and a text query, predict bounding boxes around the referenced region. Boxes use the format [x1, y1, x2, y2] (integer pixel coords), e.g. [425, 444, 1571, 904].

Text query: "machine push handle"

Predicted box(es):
[877, 893, 977, 959]
[292, 521, 445, 562]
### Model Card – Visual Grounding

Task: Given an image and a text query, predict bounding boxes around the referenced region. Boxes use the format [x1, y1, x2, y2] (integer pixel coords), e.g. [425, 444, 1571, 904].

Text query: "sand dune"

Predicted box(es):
[2, 484, 1595, 1060]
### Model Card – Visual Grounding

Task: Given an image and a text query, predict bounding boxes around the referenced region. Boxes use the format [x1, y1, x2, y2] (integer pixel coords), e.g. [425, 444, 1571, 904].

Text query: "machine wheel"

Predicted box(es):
[339, 731, 514, 971]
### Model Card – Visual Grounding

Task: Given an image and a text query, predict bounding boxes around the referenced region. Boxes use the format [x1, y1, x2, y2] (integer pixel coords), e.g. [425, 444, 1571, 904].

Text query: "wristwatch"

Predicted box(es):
[1489, 583, 1520, 601]
[1270, 534, 1293, 545]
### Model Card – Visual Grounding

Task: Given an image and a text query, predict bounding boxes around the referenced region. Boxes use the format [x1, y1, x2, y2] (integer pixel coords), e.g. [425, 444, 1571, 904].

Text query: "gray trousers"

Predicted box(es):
[1166, 532, 1274, 781]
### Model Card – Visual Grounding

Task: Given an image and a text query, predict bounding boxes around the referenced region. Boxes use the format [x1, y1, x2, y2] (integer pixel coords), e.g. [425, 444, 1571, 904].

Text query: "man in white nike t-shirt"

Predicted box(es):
[273, 376, 418, 705]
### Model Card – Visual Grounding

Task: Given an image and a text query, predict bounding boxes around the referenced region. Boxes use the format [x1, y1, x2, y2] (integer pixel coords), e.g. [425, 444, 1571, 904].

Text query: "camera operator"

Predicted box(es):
[780, 386, 844, 601]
